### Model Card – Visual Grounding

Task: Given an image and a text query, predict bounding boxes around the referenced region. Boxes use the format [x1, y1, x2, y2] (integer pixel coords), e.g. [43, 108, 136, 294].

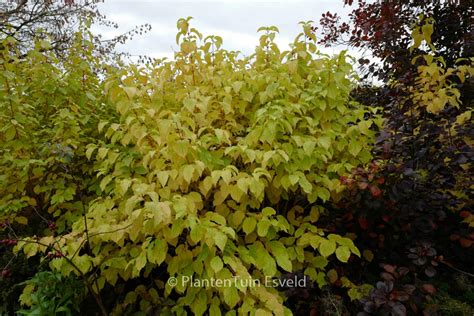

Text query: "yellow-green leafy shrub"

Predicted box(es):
[0, 32, 113, 230]
[15, 19, 382, 315]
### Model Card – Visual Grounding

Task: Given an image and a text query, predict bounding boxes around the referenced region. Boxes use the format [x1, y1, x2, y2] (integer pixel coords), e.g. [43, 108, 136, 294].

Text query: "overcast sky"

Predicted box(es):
[92, 0, 361, 61]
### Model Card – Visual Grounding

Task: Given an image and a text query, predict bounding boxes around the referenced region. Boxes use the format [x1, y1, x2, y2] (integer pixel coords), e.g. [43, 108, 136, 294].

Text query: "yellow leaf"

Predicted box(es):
[230, 185, 245, 202]
[236, 178, 249, 194]
[15, 216, 28, 225]
[335, 246, 351, 263]
[287, 60, 298, 74]
[156, 171, 169, 187]
[199, 176, 213, 196]
[210, 256, 224, 273]
[232, 211, 246, 226]
[363, 249, 374, 262]
[327, 269, 338, 283]
[123, 86, 138, 99]
[118, 179, 132, 196]
[242, 217, 257, 234]
[183, 165, 194, 184]
[319, 239, 336, 257]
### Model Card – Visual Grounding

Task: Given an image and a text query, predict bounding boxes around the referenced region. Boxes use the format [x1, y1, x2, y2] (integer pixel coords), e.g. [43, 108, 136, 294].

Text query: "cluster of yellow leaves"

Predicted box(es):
[403, 18, 473, 219]
[0, 32, 111, 231]
[410, 54, 472, 114]
[407, 18, 474, 114]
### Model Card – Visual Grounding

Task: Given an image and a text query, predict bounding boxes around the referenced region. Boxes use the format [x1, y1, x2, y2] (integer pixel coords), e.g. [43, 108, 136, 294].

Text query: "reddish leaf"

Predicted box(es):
[449, 234, 460, 241]
[459, 238, 473, 248]
[382, 264, 396, 273]
[1, 269, 11, 279]
[403, 285, 416, 294]
[369, 185, 382, 197]
[359, 217, 369, 229]
[358, 181, 368, 190]
[381, 272, 394, 281]
[343, 212, 354, 221]
[398, 267, 410, 276]
[424, 266, 436, 277]
[421, 284, 436, 294]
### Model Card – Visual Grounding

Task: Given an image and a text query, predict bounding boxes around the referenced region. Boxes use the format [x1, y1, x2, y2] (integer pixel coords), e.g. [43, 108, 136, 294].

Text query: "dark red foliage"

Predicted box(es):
[318, 0, 473, 83]
[293, 3, 474, 314]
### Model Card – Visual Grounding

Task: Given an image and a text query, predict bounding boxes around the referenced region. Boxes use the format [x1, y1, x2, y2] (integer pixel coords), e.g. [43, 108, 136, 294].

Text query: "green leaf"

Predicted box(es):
[289, 174, 299, 186]
[318, 136, 331, 150]
[210, 256, 224, 273]
[232, 81, 244, 93]
[123, 86, 138, 99]
[257, 219, 271, 237]
[262, 207, 276, 217]
[4, 125, 16, 141]
[348, 141, 362, 156]
[98, 121, 108, 133]
[242, 217, 257, 234]
[327, 269, 338, 283]
[299, 176, 312, 194]
[315, 187, 330, 202]
[214, 230, 228, 251]
[319, 239, 336, 257]
[335, 246, 351, 263]
[230, 209, 244, 226]
[118, 179, 132, 196]
[313, 256, 328, 269]
[255, 309, 273, 316]
[15, 216, 28, 225]
[223, 286, 240, 308]
[85, 146, 96, 160]
[183, 165, 194, 183]
[363, 249, 374, 262]
[75, 256, 91, 274]
[191, 290, 208, 316]
[269, 241, 292, 272]
[147, 239, 167, 265]
[156, 171, 169, 187]
[209, 298, 222, 316]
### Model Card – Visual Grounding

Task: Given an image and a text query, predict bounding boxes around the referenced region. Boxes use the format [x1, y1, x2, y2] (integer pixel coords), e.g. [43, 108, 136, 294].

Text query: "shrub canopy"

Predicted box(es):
[2, 19, 384, 315]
